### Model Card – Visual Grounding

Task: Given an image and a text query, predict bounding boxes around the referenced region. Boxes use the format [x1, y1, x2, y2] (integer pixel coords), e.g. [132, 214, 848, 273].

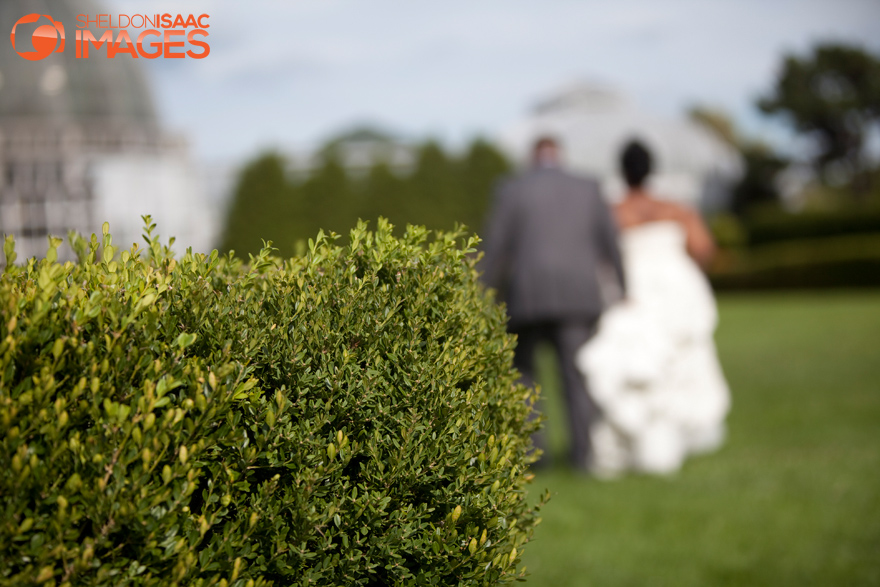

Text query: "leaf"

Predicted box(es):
[0, 219, 540, 585]
[176, 332, 197, 350]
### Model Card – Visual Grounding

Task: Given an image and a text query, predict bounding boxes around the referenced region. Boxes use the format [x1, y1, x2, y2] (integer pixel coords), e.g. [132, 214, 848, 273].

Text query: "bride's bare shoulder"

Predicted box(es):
[615, 196, 685, 228]
[668, 200, 695, 219]
[613, 199, 647, 228]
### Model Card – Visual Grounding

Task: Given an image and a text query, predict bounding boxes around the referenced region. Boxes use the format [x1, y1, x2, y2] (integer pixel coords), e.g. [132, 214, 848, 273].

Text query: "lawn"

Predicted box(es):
[521, 291, 880, 586]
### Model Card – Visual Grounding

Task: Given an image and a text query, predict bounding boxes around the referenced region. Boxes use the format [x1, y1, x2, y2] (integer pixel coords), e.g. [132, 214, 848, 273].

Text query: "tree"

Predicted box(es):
[298, 151, 358, 238]
[407, 141, 466, 231]
[362, 160, 411, 230]
[220, 136, 515, 256]
[459, 138, 512, 236]
[221, 153, 295, 257]
[759, 43, 880, 197]
[688, 107, 738, 147]
[731, 144, 789, 216]
[689, 106, 788, 215]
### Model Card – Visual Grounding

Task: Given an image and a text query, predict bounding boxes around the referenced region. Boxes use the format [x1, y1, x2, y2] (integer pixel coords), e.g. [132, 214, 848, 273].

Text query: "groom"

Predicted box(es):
[480, 136, 626, 471]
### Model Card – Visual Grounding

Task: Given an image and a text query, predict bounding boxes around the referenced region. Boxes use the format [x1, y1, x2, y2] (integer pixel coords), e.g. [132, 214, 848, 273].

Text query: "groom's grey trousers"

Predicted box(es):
[511, 321, 599, 470]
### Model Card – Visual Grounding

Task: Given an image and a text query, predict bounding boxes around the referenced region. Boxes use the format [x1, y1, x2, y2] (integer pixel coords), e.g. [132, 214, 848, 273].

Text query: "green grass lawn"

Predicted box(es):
[521, 291, 880, 586]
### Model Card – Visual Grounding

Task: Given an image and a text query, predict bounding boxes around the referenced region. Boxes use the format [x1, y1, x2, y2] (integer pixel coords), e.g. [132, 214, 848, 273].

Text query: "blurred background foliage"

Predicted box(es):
[221, 42, 880, 290]
[221, 137, 510, 258]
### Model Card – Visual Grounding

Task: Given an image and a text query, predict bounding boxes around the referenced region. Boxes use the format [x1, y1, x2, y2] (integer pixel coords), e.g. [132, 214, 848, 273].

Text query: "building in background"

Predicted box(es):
[297, 126, 417, 179]
[499, 81, 744, 213]
[0, 0, 215, 261]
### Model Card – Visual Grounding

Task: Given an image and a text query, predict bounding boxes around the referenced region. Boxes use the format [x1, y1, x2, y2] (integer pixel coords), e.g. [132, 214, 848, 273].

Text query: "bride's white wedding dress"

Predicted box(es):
[576, 220, 730, 476]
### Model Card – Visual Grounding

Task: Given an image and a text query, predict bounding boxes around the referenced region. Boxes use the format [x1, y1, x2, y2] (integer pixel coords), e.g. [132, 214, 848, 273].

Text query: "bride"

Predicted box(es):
[576, 140, 730, 477]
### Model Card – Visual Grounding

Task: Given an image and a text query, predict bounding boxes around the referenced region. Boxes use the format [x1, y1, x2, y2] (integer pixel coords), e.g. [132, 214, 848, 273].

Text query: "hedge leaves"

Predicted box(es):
[1, 218, 545, 586]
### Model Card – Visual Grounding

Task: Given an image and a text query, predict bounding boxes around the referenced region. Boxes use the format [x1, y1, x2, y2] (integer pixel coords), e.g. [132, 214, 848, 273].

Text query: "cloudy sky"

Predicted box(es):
[107, 0, 880, 162]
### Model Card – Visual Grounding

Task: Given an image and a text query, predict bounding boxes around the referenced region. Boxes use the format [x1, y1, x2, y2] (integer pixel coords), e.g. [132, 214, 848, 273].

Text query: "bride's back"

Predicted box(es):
[615, 195, 716, 270]
[619, 219, 717, 336]
[615, 140, 716, 269]
[613, 139, 718, 335]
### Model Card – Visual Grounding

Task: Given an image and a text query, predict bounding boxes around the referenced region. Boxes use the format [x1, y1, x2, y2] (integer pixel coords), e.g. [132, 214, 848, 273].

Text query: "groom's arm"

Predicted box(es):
[592, 183, 627, 297]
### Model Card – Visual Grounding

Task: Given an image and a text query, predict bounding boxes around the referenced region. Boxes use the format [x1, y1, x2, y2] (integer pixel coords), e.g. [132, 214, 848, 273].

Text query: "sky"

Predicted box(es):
[106, 0, 880, 163]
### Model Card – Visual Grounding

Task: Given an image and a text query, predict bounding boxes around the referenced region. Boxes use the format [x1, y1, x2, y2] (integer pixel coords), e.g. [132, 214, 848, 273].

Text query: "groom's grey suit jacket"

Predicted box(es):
[480, 166, 626, 326]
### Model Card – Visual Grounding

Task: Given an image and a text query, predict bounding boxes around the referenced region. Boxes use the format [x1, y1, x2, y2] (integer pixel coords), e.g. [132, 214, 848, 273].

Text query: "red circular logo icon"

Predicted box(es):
[10, 14, 65, 61]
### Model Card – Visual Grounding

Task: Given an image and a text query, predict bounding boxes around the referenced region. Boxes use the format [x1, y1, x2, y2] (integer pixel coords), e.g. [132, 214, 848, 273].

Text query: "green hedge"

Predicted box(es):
[743, 209, 880, 245]
[0, 219, 544, 586]
[710, 233, 880, 289]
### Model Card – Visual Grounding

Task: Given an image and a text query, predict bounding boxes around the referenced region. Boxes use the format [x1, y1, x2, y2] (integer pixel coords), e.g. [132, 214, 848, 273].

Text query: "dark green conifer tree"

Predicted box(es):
[460, 138, 512, 235]
[298, 151, 357, 238]
[221, 153, 295, 258]
[406, 141, 466, 231]
[362, 160, 411, 230]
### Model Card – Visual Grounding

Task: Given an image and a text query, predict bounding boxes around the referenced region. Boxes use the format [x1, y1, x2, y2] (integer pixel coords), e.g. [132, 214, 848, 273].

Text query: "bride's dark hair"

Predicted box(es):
[621, 140, 652, 188]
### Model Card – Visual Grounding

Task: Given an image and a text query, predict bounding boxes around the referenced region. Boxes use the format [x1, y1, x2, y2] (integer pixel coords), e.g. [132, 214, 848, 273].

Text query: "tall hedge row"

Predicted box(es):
[221, 138, 512, 259]
[0, 219, 545, 586]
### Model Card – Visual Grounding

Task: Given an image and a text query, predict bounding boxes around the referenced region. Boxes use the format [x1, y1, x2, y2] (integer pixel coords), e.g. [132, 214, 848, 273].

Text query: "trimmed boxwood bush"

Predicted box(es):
[0, 218, 545, 586]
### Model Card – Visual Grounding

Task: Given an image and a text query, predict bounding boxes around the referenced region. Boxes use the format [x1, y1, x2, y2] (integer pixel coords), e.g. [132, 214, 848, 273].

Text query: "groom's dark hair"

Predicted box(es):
[621, 140, 652, 188]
